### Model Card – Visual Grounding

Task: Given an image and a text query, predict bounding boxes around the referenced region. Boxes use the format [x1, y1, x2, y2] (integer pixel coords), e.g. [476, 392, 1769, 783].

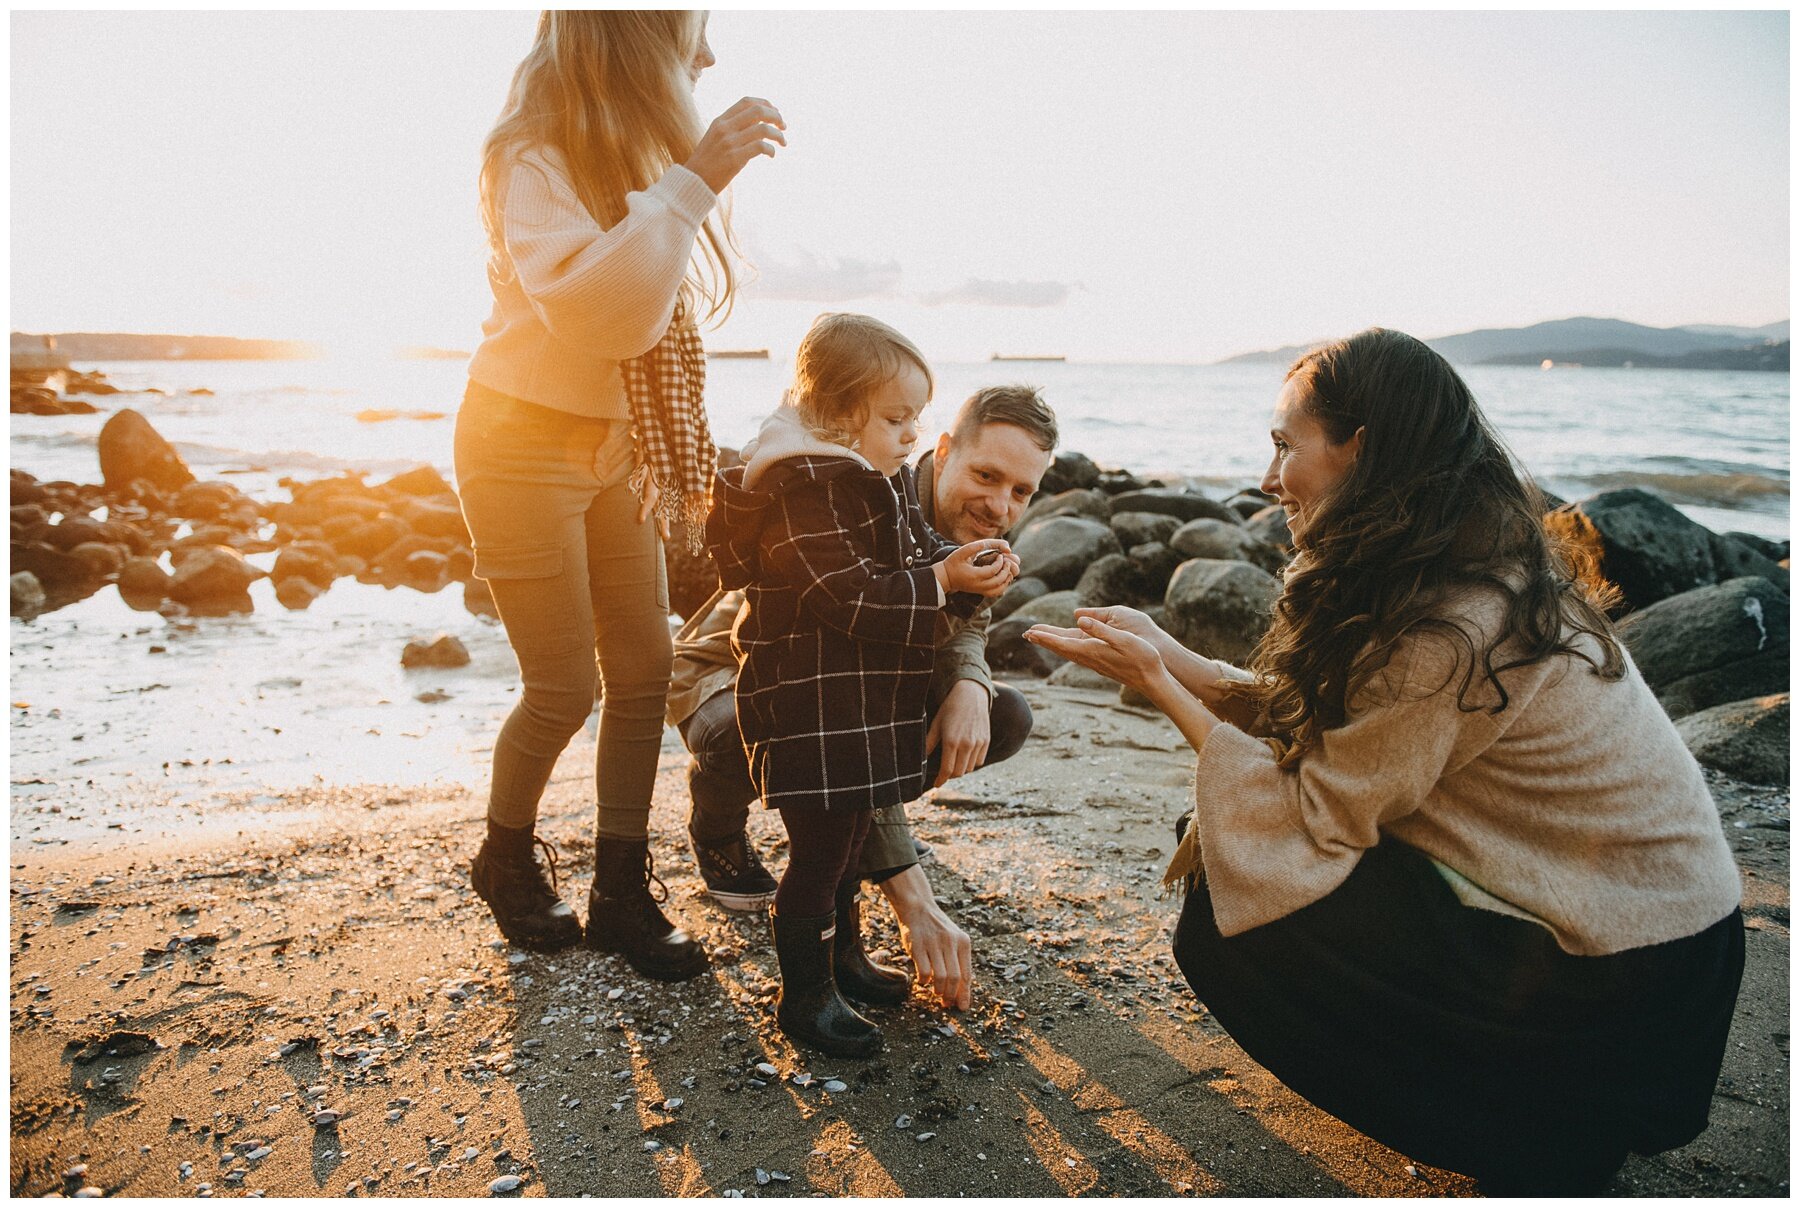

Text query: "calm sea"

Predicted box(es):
[13, 355, 1788, 541]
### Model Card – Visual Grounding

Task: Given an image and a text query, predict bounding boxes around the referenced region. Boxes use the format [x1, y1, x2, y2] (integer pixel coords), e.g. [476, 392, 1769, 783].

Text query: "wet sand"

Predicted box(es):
[8, 680, 1789, 1197]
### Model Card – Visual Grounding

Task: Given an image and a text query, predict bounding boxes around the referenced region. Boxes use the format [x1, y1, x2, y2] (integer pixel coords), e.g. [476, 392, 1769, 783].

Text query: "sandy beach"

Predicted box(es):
[9, 677, 1789, 1198]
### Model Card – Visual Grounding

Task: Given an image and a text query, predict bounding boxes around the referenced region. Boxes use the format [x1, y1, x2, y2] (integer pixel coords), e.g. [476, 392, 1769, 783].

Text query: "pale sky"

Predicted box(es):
[10, 9, 1789, 363]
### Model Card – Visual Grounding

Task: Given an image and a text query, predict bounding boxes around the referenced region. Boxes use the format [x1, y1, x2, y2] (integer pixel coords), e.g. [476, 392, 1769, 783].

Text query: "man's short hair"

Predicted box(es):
[950, 384, 1058, 453]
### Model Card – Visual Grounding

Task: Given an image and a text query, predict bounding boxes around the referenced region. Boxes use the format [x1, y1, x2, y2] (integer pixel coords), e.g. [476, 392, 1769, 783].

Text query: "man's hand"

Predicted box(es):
[925, 679, 990, 788]
[879, 864, 973, 1010]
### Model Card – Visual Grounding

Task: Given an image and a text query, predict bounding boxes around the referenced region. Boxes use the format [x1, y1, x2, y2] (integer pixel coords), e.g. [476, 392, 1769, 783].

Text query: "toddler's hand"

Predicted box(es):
[934, 539, 1014, 597]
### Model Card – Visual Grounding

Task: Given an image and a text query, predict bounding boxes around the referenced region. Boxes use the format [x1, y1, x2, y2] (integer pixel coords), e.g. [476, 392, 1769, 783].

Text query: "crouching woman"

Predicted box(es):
[1027, 328, 1745, 1195]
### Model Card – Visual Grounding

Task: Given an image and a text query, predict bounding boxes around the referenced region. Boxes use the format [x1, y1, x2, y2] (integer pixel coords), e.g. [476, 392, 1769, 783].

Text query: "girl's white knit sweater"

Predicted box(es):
[467, 145, 717, 418]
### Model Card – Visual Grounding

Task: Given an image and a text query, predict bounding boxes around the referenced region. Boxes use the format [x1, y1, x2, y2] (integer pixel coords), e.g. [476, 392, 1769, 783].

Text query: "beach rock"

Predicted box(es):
[11, 571, 46, 618]
[1048, 662, 1119, 691]
[11, 542, 98, 596]
[1244, 505, 1293, 554]
[12, 470, 48, 507]
[1618, 577, 1789, 720]
[463, 578, 500, 619]
[1038, 451, 1101, 495]
[1674, 693, 1788, 785]
[274, 576, 327, 610]
[1225, 490, 1274, 521]
[69, 541, 127, 579]
[1724, 532, 1788, 563]
[1020, 488, 1113, 532]
[1107, 488, 1239, 526]
[173, 481, 251, 522]
[391, 496, 469, 542]
[665, 539, 721, 622]
[1108, 511, 1180, 550]
[402, 550, 452, 591]
[379, 465, 454, 498]
[1075, 553, 1153, 609]
[1007, 590, 1081, 630]
[1126, 541, 1185, 597]
[986, 616, 1063, 677]
[272, 542, 340, 589]
[30, 514, 144, 554]
[331, 516, 409, 561]
[990, 576, 1048, 622]
[117, 556, 171, 604]
[1546, 488, 1785, 611]
[1169, 518, 1287, 574]
[1013, 515, 1120, 590]
[98, 409, 195, 493]
[402, 634, 471, 669]
[1710, 531, 1790, 591]
[1094, 467, 1149, 495]
[167, 545, 264, 607]
[11, 385, 96, 415]
[1163, 557, 1280, 663]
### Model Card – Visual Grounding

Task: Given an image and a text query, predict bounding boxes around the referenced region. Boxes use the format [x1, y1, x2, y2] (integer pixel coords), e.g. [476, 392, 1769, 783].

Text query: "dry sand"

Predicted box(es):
[9, 678, 1789, 1198]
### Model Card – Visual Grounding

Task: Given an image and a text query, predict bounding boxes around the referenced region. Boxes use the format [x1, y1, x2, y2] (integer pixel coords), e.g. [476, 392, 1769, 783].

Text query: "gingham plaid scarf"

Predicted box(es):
[620, 296, 716, 555]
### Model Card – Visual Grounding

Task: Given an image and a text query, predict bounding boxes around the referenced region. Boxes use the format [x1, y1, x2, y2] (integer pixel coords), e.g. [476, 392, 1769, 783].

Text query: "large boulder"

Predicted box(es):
[12, 470, 48, 507]
[1007, 589, 1082, 630]
[1244, 504, 1293, 553]
[1074, 554, 1149, 609]
[1094, 467, 1149, 496]
[1162, 557, 1280, 664]
[116, 556, 171, 605]
[173, 481, 253, 523]
[10, 542, 98, 597]
[1674, 693, 1788, 786]
[990, 575, 1048, 622]
[1019, 488, 1113, 532]
[1109, 511, 1180, 550]
[97, 409, 195, 493]
[1106, 488, 1239, 526]
[166, 545, 264, 607]
[1723, 531, 1788, 563]
[985, 616, 1063, 677]
[1126, 541, 1185, 599]
[1546, 489, 1786, 611]
[1169, 518, 1287, 575]
[1013, 515, 1121, 590]
[1037, 451, 1101, 496]
[1618, 577, 1789, 720]
[391, 496, 470, 542]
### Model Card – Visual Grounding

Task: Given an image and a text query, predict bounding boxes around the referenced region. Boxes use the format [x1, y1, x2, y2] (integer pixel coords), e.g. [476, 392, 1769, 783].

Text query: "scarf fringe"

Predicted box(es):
[629, 462, 712, 557]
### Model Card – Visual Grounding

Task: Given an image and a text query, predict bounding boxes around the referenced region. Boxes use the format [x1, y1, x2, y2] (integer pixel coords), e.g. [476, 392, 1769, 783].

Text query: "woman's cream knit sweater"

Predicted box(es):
[1184, 587, 1742, 957]
[467, 146, 717, 418]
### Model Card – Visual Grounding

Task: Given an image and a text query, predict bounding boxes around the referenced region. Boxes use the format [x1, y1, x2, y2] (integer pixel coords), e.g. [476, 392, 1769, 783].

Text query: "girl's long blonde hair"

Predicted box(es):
[480, 10, 738, 323]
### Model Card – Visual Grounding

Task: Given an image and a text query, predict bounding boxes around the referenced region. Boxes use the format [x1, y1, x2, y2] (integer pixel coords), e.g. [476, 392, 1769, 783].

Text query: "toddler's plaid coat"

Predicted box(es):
[707, 455, 982, 813]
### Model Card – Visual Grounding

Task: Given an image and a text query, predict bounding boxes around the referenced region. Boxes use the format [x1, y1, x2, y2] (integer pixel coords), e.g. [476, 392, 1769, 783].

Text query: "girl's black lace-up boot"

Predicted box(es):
[469, 832, 584, 952]
[585, 838, 709, 981]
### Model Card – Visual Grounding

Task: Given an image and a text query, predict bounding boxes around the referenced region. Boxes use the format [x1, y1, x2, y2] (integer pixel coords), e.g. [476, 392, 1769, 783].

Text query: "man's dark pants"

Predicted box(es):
[680, 683, 1033, 880]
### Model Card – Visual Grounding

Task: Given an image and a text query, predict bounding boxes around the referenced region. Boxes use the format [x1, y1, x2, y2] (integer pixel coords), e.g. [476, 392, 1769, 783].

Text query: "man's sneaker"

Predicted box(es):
[912, 836, 933, 862]
[689, 829, 779, 911]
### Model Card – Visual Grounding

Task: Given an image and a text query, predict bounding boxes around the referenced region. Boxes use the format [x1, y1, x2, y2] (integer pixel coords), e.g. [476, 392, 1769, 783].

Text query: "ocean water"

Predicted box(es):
[12, 355, 1789, 541]
[9, 355, 1788, 831]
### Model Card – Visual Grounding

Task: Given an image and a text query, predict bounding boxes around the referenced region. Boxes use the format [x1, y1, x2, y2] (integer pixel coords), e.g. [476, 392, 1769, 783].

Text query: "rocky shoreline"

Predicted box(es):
[13, 382, 1788, 785]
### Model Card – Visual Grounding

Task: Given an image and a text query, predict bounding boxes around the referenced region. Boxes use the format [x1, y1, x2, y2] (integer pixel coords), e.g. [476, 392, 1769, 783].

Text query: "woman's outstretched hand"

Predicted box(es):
[684, 97, 786, 194]
[934, 539, 1017, 598]
[1025, 614, 1171, 697]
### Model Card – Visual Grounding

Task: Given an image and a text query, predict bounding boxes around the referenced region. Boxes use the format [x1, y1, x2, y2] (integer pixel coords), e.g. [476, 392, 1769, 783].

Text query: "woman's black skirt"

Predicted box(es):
[1172, 839, 1745, 1195]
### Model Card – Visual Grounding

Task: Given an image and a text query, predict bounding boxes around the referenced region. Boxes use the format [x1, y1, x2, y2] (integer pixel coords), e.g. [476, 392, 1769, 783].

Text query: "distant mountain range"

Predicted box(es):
[10, 331, 320, 361]
[1219, 318, 1790, 370]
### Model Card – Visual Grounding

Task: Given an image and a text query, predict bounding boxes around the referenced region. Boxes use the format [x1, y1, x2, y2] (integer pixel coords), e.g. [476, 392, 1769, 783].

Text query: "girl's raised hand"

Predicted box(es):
[935, 539, 1014, 597]
[684, 97, 786, 194]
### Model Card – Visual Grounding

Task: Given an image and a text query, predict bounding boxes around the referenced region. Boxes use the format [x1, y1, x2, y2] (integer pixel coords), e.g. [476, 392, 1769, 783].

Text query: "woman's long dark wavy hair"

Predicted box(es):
[1232, 328, 1623, 767]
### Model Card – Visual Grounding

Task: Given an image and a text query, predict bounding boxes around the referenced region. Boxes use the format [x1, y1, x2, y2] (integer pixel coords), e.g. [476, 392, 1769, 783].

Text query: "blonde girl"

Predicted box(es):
[459, 10, 782, 980]
[707, 314, 1018, 1055]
